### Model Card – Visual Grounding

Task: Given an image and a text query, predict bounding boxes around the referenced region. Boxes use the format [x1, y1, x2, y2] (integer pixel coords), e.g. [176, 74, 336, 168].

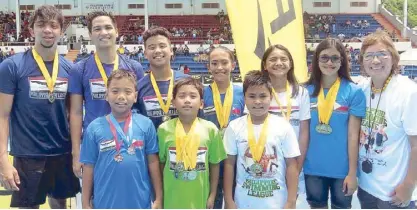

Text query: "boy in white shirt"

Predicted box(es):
[223, 70, 300, 209]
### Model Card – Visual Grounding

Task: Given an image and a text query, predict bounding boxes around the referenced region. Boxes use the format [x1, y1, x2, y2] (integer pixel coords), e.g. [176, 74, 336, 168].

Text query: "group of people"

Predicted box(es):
[0, 4, 416, 210]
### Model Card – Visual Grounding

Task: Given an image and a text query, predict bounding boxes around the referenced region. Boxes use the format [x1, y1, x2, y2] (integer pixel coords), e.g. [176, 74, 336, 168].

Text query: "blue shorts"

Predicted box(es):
[305, 174, 352, 209]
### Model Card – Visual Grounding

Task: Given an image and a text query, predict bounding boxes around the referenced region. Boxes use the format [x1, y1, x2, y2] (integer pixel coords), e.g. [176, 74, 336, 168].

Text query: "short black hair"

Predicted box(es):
[87, 11, 117, 33]
[243, 70, 272, 96]
[107, 69, 137, 90]
[142, 26, 172, 47]
[173, 77, 203, 99]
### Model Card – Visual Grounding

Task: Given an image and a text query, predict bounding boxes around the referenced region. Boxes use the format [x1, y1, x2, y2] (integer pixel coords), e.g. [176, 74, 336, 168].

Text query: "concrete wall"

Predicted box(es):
[0, 0, 227, 16]
[302, 0, 379, 14]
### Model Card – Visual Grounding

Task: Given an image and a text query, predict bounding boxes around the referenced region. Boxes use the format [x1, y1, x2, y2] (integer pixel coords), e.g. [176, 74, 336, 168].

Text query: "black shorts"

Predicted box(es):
[10, 154, 81, 208]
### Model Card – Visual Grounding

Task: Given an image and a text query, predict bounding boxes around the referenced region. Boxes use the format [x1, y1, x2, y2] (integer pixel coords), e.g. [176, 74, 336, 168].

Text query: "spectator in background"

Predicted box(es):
[184, 45, 190, 56]
[138, 34, 143, 44]
[338, 33, 346, 41]
[117, 43, 125, 54]
[78, 35, 84, 43]
[172, 45, 177, 61]
[119, 34, 124, 44]
[138, 50, 144, 63]
[197, 44, 204, 55]
[63, 33, 68, 44]
[80, 44, 88, 56]
[178, 64, 185, 74]
[130, 46, 138, 59]
[346, 19, 352, 28]
[177, 44, 184, 55]
[184, 65, 190, 74]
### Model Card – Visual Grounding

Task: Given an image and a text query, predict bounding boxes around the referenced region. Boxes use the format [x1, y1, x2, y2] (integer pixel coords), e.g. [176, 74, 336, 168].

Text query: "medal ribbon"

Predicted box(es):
[211, 82, 234, 128]
[175, 118, 200, 170]
[150, 71, 174, 115]
[317, 77, 341, 125]
[271, 82, 292, 121]
[94, 53, 119, 87]
[106, 112, 133, 153]
[247, 114, 270, 162]
[32, 48, 59, 94]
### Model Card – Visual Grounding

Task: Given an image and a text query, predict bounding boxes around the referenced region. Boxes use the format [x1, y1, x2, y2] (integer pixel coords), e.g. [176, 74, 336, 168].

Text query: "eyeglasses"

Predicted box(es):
[319, 55, 341, 63]
[363, 51, 391, 61]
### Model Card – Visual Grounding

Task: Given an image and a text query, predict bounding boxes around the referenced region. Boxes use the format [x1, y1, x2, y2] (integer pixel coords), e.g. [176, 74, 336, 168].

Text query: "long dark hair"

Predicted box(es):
[261, 44, 299, 98]
[306, 38, 352, 97]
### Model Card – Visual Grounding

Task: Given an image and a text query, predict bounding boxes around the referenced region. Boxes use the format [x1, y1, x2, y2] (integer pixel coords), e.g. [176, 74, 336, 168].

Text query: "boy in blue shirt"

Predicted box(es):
[68, 10, 144, 180]
[80, 69, 162, 209]
[133, 26, 188, 129]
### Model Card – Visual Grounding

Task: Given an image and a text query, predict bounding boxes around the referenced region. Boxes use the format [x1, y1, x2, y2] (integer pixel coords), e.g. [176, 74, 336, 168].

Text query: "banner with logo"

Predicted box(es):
[225, 0, 307, 82]
[84, 3, 115, 12]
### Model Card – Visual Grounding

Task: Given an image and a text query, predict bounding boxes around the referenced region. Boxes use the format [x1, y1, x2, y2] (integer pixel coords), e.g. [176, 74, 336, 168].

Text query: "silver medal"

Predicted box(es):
[127, 146, 135, 155]
[114, 154, 123, 162]
[250, 163, 263, 174]
[315, 124, 332, 134]
[187, 170, 197, 181]
[48, 92, 55, 103]
[162, 115, 171, 122]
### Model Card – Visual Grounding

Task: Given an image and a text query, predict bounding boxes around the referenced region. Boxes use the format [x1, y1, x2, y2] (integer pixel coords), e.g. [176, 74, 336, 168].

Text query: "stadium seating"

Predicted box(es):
[305, 14, 382, 39]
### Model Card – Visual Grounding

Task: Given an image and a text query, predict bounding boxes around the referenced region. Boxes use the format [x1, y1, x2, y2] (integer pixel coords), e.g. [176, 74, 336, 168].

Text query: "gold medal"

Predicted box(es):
[32, 48, 59, 103]
[247, 114, 270, 162]
[271, 82, 292, 121]
[150, 71, 174, 117]
[94, 53, 119, 87]
[211, 82, 233, 128]
[317, 78, 341, 134]
[176, 118, 200, 170]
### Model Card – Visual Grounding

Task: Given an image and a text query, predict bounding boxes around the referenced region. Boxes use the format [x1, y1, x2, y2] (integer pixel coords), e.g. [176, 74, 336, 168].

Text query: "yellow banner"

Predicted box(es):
[226, 0, 307, 82]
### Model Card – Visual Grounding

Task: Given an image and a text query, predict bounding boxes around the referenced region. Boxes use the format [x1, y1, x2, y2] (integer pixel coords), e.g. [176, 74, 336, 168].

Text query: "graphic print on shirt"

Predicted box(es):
[359, 107, 388, 174]
[143, 94, 177, 117]
[309, 101, 349, 113]
[269, 105, 300, 127]
[28, 76, 68, 100]
[241, 144, 281, 198]
[168, 147, 207, 171]
[99, 139, 144, 153]
[89, 78, 106, 100]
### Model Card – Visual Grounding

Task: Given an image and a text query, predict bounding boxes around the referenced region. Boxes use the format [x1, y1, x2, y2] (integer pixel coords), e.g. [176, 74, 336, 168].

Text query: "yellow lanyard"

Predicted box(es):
[32, 48, 59, 94]
[150, 71, 174, 114]
[317, 77, 341, 125]
[247, 114, 270, 162]
[271, 82, 292, 121]
[175, 118, 200, 170]
[211, 82, 234, 128]
[94, 53, 119, 87]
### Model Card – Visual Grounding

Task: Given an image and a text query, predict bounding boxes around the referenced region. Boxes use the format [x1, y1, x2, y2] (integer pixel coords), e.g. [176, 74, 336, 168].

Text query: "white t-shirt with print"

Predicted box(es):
[224, 114, 300, 209]
[358, 75, 417, 201]
[269, 86, 310, 194]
